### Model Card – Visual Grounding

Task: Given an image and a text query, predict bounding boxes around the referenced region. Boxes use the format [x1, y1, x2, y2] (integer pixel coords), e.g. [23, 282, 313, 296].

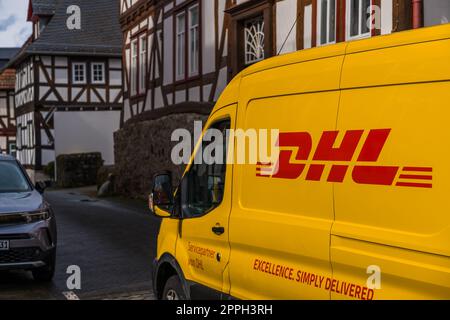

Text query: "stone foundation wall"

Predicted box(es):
[114, 103, 212, 198]
[56, 152, 103, 188]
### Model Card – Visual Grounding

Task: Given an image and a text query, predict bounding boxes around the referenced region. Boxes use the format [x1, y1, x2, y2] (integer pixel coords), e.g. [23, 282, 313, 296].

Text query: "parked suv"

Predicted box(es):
[0, 155, 57, 282]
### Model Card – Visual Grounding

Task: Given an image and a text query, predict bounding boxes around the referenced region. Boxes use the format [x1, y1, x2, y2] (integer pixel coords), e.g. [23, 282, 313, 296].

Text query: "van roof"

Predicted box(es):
[241, 23, 450, 78]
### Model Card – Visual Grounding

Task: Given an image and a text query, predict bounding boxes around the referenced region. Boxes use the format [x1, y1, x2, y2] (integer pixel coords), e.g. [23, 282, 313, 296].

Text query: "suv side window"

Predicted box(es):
[181, 119, 230, 218]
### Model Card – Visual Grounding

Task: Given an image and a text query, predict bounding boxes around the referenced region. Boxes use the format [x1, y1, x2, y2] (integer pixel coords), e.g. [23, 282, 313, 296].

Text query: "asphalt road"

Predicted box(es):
[0, 188, 160, 300]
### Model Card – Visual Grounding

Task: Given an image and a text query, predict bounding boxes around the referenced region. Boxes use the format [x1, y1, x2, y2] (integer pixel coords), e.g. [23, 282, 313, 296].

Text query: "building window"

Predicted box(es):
[318, 0, 336, 45]
[91, 63, 105, 84]
[130, 39, 138, 96]
[27, 121, 33, 148]
[188, 4, 199, 76]
[139, 36, 147, 94]
[176, 12, 186, 80]
[175, 2, 200, 81]
[244, 16, 265, 65]
[347, 0, 371, 39]
[424, 0, 450, 27]
[73, 62, 86, 84]
[8, 143, 16, 158]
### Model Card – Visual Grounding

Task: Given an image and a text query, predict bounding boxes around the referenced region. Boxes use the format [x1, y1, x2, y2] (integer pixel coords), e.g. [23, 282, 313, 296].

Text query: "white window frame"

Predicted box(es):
[188, 4, 200, 77]
[139, 35, 147, 94]
[176, 12, 186, 81]
[35, 20, 40, 38]
[317, 0, 337, 46]
[91, 62, 105, 84]
[72, 62, 87, 84]
[346, 0, 372, 40]
[130, 39, 138, 96]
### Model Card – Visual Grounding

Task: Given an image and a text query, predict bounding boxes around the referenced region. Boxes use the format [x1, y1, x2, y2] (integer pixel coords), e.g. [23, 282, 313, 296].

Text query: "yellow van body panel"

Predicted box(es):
[157, 24, 450, 300]
[227, 51, 345, 299]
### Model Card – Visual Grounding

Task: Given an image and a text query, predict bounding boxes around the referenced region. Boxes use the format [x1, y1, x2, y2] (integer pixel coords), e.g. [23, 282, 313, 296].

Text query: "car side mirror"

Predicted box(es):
[149, 172, 174, 218]
[35, 181, 47, 194]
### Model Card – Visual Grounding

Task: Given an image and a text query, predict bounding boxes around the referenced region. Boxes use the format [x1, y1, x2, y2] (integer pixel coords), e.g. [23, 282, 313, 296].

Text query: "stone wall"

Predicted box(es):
[114, 103, 212, 198]
[56, 152, 104, 188]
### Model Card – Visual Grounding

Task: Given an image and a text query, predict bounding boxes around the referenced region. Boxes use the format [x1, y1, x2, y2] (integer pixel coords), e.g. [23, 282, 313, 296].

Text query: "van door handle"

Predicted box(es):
[212, 225, 225, 236]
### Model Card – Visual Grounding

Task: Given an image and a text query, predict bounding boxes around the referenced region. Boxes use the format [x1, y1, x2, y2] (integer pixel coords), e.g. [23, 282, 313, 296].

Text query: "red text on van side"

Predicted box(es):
[256, 129, 433, 188]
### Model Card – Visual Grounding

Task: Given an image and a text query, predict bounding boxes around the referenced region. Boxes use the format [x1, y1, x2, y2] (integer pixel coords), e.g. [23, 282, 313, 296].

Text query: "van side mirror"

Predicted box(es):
[149, 172, 174, 218]
[35, 181, 47, 194]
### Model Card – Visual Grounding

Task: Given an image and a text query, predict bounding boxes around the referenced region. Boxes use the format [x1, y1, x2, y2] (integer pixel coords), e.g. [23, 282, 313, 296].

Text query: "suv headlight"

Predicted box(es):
[23, 210, 50, 223]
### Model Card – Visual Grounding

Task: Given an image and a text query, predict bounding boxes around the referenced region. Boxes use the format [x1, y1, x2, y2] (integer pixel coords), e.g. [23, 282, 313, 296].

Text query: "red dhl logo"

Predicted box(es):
[256, 129, 433, 189]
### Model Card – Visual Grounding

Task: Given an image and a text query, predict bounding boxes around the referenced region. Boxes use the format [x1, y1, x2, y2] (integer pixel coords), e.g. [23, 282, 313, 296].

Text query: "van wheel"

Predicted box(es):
[32, 251, 56, 282]
[162, 275, 187, 300]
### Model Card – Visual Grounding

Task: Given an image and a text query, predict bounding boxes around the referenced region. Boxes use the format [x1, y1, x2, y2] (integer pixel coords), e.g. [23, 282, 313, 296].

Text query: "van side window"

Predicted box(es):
[181, 119, 230, 218]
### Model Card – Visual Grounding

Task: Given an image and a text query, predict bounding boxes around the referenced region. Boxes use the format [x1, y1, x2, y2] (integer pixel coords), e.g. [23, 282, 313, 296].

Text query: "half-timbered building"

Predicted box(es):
[0, 48, 19, 157]
[7, 0, 123, 181]
[116, 0, 450, 197]
[226, 0, 449, 76]
[120, 0, 233, 123]
[119, 0, 450, 124]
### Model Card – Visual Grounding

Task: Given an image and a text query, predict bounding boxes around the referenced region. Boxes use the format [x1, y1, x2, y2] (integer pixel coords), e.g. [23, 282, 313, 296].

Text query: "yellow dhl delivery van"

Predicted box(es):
[150, 23, 450, 300]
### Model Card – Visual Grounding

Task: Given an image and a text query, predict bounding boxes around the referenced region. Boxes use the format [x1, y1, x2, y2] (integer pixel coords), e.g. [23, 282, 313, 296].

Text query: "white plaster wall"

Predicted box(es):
[381, 0, 393, 35]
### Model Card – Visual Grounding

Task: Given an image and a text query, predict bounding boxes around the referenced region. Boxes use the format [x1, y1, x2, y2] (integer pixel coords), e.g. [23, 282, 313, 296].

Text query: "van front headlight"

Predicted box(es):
[23, 210, 50, 223]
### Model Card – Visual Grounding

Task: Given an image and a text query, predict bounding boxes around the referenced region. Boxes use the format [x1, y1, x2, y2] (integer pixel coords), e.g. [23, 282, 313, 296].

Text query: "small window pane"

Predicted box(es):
[73, 63, 86, 83]
[177, 13, 186, 79]
[177, 13, 186, 33]
[361, 0, 371, 34]
[189, 5, 199, 75]
[131, 41, 138, 94]
[329, 0, 336, 42]
[92, 63, 104, 83]
[350, 0, 360, 37]
[320, 0, 328, 44]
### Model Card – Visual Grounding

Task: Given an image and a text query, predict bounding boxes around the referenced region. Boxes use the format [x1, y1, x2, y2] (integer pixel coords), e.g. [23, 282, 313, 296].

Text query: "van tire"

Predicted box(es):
[162, 275, 187, 300]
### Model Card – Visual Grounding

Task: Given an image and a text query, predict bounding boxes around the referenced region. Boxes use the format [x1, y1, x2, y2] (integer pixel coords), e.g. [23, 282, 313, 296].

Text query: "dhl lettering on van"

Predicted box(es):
[256, 129, 433, 189]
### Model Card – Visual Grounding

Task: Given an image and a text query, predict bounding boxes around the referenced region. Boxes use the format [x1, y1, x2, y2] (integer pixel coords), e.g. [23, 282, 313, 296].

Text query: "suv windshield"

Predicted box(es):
[0, 161, 31, 193]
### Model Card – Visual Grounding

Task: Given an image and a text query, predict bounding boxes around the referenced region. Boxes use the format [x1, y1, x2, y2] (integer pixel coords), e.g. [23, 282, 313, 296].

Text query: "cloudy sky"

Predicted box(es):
[0, 0, 31, 48]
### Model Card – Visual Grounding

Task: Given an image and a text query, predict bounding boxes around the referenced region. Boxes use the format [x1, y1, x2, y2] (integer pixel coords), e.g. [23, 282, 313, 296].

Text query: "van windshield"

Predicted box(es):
[0, 161, 31, 193]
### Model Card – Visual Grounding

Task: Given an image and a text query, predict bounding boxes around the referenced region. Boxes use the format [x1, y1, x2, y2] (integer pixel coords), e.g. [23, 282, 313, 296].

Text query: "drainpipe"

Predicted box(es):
[412, 0, 423, 29]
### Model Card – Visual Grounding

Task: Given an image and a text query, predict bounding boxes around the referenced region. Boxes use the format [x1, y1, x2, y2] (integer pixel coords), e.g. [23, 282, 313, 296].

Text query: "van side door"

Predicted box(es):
[175, 104, 236, 299]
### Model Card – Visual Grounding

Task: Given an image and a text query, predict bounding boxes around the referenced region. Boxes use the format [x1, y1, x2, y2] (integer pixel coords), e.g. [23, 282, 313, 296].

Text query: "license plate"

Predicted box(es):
[0, 240, 9, 251]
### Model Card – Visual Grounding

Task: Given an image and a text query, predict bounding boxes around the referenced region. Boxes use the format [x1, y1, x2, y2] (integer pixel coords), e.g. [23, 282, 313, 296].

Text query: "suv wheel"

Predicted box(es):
[162, 275, 187, 300]
[32, 251, 56, 282]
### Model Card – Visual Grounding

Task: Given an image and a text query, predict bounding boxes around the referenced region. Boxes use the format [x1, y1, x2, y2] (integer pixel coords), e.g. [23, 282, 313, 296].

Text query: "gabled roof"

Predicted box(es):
[9, 0, 122, 68]
[27, 0, 57, 21]
[0, 69, 16, 90]
[0, 48, 20, 70]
